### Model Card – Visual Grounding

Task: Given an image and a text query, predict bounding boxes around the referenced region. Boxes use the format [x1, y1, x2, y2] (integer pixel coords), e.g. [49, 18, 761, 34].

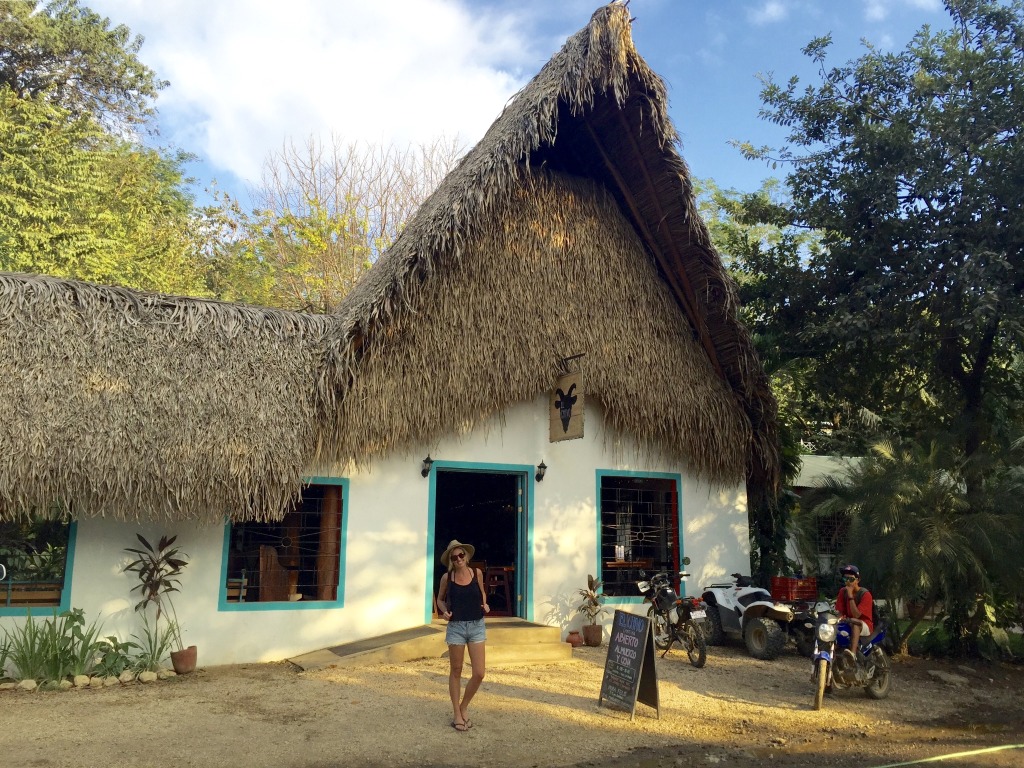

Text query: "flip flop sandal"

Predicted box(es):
[451, 721, 469, 732]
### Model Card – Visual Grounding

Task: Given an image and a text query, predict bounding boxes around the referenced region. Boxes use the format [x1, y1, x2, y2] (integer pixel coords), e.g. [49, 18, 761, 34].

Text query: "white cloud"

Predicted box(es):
[748, 1, 789, 25]
[865, 0, 943, 23]
[88, 0, 543, 189]
[865, 0, 888, 22]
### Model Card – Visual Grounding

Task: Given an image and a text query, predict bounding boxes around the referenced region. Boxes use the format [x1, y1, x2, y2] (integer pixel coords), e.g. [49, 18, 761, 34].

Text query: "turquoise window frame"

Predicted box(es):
[594, 469, 684, 604]
[217, 476, 348, 612]
[0, 521, 78, 617]
[423, 460, 535, 624]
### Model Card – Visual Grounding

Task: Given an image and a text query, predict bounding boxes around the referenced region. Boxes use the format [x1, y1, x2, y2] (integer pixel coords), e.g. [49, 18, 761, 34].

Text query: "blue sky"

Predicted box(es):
[87, 0, 952, 206]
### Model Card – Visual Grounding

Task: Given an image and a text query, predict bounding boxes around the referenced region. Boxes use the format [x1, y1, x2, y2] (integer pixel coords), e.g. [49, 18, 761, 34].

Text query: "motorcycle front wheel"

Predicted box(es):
[647, 606, 672, 650]
[813, 658, 828, 710]
[680, 621, 707, 668]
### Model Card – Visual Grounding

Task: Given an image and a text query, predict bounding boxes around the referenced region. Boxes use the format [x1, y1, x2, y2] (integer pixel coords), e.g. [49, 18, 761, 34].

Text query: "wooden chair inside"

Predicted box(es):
[468, 560, 488, 575]
[258, 545, 298, 601]
[226, 573, 248, 603]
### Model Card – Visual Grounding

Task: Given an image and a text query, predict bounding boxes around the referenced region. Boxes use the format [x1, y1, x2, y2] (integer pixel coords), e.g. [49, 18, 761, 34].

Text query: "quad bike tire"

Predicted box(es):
[647, 606, 672, 651]
[865, 649, 893, 700]
[705, 604, 726, 645]
[743, 616, 786, 660]
[681, 621, 707, 668]
[813, 658, 828, 710]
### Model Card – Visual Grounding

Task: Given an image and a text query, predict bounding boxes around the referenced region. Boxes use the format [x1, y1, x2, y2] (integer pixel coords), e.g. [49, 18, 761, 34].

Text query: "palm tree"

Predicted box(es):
[795, 436, 1022, 654]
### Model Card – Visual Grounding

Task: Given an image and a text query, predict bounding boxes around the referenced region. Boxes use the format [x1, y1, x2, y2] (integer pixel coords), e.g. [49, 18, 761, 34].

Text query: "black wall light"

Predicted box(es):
[421, 455, 434, 477]
[535, 461, 547, 482]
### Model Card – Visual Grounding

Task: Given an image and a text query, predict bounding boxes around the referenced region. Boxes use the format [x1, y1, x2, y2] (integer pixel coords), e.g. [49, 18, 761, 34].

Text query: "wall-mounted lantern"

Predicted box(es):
[421, 455, 434, 478]
[535, 461, 547, 482]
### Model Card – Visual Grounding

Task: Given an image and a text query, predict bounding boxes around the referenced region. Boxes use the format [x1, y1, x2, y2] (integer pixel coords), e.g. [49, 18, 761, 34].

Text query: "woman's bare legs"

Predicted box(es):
[460, 641, 486, 725]
[448, 644, 467, 729]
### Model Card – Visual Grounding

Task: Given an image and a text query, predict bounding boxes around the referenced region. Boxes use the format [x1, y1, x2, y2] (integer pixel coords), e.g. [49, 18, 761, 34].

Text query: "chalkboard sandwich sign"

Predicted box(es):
[598, 609, 659, 720]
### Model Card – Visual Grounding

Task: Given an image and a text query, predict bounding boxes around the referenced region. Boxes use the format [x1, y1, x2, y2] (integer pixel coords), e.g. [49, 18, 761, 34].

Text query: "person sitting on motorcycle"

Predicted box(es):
[836, 564, 873, 662]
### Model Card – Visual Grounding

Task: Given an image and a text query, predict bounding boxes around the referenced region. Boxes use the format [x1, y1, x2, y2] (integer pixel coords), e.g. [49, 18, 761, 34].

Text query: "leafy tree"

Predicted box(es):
[0, 2, 208, 294]
[0, 87, 205, 294]
[739, 0, 1024, 497]
[0, 0, 164, 132]
[696, 179, 820, 581]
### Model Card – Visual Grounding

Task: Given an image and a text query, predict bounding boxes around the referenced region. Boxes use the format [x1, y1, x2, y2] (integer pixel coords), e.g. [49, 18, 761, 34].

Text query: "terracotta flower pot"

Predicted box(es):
[582, 623, 603, 647]
[170, 645, 198, 674]
[566, 630, 584, 647]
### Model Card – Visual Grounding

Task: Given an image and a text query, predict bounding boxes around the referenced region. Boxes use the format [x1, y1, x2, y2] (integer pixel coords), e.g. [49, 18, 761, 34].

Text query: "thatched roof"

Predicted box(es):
[0, 2, 777, 523]
[0, 274, 337, 522]
[326, 2, 778, 488]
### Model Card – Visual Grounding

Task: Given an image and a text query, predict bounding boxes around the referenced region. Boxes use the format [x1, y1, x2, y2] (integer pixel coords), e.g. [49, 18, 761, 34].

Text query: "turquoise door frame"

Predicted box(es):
[423, 460, 535, 624]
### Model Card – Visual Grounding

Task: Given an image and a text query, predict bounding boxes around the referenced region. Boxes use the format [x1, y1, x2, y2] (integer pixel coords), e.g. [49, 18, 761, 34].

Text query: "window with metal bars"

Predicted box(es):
[598, 475, 679, 597]
[225, 482, 343, 603]
[0, 510, 72, 610]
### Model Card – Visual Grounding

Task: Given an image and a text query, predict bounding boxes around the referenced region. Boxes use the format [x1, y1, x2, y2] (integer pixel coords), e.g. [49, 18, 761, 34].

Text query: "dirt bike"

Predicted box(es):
[810, 608, 893, 710]
[637, 564, 707, 668]
[701, 574, 794, 660]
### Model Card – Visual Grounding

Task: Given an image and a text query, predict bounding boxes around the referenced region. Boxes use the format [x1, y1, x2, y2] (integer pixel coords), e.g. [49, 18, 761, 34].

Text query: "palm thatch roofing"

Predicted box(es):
[0, 2, 777, 524]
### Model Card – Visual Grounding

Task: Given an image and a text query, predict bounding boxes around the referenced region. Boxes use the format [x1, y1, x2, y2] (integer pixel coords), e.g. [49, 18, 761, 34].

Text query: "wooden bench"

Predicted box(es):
[2, 581, 63, 607]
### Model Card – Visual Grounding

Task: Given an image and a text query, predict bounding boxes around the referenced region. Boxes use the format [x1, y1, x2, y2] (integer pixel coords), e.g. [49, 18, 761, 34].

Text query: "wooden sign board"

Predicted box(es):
[549, 371, 584, 442]
[598, 610, 660, 720]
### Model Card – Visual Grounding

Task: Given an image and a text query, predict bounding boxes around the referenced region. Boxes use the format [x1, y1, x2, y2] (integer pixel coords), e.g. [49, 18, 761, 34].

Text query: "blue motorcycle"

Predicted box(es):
[810, 608, 893, 710]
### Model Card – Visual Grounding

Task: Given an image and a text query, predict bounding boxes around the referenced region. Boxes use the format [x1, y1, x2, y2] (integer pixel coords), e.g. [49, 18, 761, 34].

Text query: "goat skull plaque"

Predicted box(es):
[549, 372, 584, 441]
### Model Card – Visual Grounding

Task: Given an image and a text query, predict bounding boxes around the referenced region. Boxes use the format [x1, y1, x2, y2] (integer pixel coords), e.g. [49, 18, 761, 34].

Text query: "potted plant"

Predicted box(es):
[123, 534, 196, 674]
[576, 574, 609, 647]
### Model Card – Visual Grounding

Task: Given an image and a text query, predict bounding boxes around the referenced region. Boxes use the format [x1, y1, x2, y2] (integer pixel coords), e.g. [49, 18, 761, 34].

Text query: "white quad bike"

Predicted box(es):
[701, 573, 795, 660]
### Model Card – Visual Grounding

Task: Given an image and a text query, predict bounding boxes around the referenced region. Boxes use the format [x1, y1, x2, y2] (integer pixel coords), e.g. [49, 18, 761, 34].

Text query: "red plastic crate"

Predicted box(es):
[771, 576, 817, 601]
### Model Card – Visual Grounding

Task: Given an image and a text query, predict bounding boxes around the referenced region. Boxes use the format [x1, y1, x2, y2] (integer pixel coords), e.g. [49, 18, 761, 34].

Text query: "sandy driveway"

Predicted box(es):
[2, 642, 1022, 768]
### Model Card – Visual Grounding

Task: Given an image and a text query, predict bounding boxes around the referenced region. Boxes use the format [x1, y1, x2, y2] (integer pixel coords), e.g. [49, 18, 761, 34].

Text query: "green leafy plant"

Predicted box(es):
[93, 636, 138, 678]
[576, 575, 609, 626]
[61, 608, 105, 677]
[123, 534, 189, 650]
[5, 611, 52, 682]
[131, 612, 176, 672]
[4, 608, 106, 684]
[0, 631, 11, 680]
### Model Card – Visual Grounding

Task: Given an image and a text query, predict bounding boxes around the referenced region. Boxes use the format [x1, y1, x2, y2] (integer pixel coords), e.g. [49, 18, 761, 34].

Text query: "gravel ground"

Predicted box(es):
[2, 642, 1022, 768]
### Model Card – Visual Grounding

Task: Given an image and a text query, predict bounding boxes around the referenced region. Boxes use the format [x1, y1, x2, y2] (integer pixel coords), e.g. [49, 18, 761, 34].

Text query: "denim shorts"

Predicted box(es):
[446, 618, 486, 645]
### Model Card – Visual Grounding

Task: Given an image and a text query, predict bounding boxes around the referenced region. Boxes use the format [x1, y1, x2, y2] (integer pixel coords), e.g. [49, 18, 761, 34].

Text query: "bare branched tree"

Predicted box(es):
[245, 134, 465, 313]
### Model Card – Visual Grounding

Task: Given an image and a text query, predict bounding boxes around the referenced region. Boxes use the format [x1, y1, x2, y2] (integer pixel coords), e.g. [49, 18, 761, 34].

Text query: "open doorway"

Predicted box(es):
[433, 469, 523, 617]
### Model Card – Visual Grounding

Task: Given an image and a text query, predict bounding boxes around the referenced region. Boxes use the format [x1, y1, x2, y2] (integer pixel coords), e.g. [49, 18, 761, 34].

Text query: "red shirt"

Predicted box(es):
[837, 587, 874, 633]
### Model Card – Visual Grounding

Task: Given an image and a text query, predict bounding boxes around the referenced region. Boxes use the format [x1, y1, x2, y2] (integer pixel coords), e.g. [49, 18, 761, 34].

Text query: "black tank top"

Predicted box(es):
[448, 570, 484, 621]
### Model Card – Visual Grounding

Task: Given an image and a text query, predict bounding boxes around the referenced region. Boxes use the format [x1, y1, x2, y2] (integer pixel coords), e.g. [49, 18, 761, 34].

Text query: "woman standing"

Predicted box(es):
[436, 539, 489, 732]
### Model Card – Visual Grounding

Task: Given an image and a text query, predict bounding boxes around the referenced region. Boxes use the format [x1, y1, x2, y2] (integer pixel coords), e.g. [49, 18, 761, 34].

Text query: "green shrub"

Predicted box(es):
[6, 608, 107, 684]
[93, 636, 138, 678]
[6, 610, 63, 683]
[0, 632, 11, 679]
[131, 613, 176, 672]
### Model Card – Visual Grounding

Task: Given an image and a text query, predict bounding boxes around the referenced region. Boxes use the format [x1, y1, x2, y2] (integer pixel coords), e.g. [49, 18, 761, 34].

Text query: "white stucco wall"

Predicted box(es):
[1, 394, 749, 666]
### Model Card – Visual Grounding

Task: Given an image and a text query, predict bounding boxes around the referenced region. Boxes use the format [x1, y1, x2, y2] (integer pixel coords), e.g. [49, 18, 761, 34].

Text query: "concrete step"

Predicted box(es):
[487, 640, 573, 664]
[291, 619, 572, 670]
[436, 617, 572, 665]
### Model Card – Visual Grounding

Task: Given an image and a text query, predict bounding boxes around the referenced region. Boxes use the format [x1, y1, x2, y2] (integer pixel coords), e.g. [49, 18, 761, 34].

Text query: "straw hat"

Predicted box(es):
[440, 539, 475, 567]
